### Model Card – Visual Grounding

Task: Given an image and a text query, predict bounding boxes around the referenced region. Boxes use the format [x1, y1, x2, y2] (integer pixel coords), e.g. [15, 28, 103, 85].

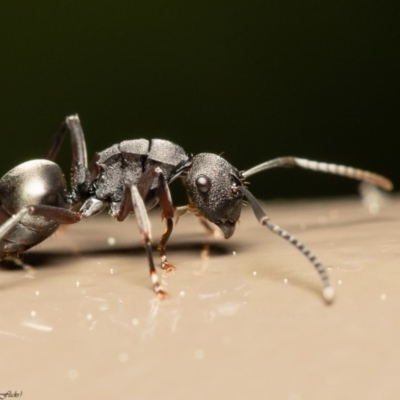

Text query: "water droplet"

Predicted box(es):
[68, 369, 79, 380]
[359, 182, 386, 214]
[110, 268, 114, 275]
[252, 271, 257, 276]
[131, 318, 139, 326]
[30, 310, 36, 317]
[107, 237, 116, 246]
[380, 293, 387, 301]
[195, 349, 204, 360]
[76, 281, 80, 288]
[283, 278, 288, 284]
[179, 291, 185, 297]
[86, 313, 93, 320]
[232, 251, 237, 256]
[338, 280, 342, 285]
[35, 290, 40, 296]
[119, 352, 129, 362]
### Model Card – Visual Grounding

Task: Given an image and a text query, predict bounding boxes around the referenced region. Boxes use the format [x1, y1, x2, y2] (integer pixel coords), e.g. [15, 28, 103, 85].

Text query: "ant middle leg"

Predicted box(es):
[119, 182, 168, 298]
[121, 166, 177, 272]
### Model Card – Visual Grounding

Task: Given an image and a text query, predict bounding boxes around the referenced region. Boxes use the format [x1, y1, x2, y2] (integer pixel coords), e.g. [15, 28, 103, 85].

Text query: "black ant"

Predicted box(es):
[0, 115, 392, 303]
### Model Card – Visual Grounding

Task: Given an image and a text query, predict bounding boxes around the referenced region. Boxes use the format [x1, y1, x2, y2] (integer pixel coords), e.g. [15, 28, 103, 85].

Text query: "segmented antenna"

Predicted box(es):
[238, 186, 334, 304]
[242, 156, 393, 191]
[264, 219, 334, 303]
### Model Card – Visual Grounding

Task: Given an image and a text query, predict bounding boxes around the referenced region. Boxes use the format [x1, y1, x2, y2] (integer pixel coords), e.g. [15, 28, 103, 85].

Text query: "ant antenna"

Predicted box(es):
[238, 186, 335, 304]
[242, 157, 393, 191]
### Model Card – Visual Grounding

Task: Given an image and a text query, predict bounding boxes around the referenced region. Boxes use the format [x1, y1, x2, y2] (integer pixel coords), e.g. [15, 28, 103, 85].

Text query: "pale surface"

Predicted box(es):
[1, 196, 399, 400]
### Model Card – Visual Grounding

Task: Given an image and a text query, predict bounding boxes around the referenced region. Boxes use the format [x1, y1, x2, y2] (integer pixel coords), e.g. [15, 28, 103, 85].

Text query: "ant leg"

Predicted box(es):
[122, 183, 168, 299]
[45, 115, 91, 203]
[2, 255, 35, 278]
[242, 156, 393, 191]
[198, 217, 224, 238]
[121, 167, 177, 272]
[27, 205, 82, 224]
[45, 115, 88, 168]
[156, 173, 176, 271]
[0, 205, 82, 245]
[116, 166, 161, 222]
[0, 206, 79, 244]
[0, 206, 81, 275]
[175, 205, 224, 238]
[44, 121, 68, 161]
[0, 209, 35, 277]
[157, 218, 174, 271]
[238, 186, 334, 304]
[0, 208, 30, 241]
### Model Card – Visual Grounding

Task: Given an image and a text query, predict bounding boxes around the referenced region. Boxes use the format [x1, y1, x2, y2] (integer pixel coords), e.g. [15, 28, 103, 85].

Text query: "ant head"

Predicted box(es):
[185, 153, 245, 238]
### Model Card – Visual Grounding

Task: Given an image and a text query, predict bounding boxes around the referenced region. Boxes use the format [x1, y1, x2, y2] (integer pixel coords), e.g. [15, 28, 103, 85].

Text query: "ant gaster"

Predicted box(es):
[0, 115, 393, 303]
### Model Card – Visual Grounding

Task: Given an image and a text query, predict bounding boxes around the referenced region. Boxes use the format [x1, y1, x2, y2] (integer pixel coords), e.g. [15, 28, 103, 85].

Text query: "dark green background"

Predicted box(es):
[1, 1, 398, 201]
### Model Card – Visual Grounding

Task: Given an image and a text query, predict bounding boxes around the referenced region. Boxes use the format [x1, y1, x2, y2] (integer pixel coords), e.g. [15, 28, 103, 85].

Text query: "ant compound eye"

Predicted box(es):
[195, 175, 211, 193]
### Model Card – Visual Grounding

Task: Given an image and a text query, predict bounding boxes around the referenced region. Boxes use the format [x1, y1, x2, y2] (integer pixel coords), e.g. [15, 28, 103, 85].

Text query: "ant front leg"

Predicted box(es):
[198, 217, 225, 239]
[155, 172, 176, 272]
[176, 205, 224, 239]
